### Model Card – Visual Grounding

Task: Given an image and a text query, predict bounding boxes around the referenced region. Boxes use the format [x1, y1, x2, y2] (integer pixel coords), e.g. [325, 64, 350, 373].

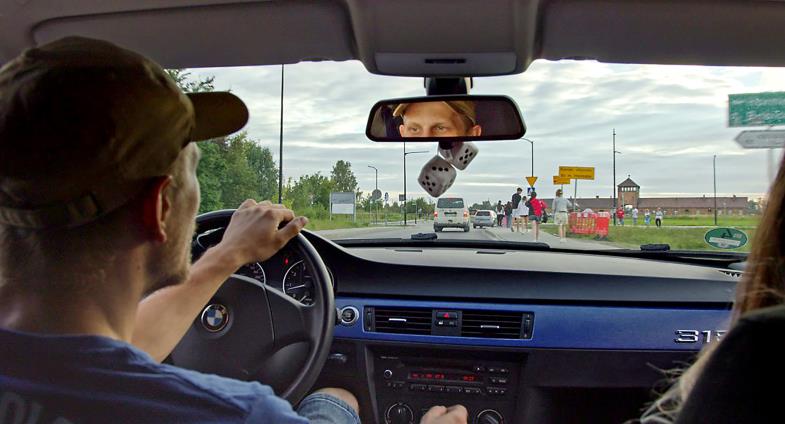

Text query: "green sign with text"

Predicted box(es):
[729, 92, 785, 127]
[704, 228, 748, 249]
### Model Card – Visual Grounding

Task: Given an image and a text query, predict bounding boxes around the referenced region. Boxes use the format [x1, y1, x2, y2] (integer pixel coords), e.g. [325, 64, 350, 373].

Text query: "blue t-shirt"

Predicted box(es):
[0, 327, 309, 423]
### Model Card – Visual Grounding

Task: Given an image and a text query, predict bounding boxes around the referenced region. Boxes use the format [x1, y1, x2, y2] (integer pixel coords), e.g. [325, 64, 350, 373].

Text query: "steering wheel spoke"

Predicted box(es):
[172, 210, 335, 405]
[266, 286, 319, 347]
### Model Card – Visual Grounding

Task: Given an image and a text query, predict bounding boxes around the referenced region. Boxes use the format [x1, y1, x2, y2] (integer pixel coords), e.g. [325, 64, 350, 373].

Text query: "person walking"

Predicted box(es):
[552, 189, 571, 242]
[495, 200, 504, 226]
[511, 187, 523, 232]
[504, 201, 513, 228]
[644, 209, 651, 227]
[632, 207, 639, 226]
[655, 208, 664, 228]
[514, 194, 530, 233]
[617, 206, 625, 226]
[526, 191, 545, 242]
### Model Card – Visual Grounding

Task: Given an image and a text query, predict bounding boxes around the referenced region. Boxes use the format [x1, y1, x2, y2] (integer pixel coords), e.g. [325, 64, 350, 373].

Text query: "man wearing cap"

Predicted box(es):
[0, 37, 474, 424]
[395, 101, 482, 138]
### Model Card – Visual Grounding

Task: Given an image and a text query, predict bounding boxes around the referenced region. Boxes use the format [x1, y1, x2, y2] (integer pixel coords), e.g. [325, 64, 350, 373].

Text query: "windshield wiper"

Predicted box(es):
[334, 237, 551, 251]
[600, 247, 746, 267]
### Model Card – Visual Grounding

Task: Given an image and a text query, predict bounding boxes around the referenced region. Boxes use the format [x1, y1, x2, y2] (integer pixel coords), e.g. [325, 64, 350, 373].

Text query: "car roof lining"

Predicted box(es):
[1, 0, 785, 75]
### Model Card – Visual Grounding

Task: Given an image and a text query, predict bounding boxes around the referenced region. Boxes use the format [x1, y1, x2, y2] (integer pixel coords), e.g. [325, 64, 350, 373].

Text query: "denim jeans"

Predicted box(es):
[297, 393, 361, 424]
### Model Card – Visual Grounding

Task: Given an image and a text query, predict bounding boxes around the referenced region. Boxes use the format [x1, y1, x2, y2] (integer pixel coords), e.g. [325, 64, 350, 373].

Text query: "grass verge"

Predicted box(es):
[542, 224, 755, 252]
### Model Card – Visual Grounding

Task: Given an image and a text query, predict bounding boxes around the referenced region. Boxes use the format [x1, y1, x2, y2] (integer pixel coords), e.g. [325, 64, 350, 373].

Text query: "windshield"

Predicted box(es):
[437, 198, 465, 209]
[182, 60, 783, 253]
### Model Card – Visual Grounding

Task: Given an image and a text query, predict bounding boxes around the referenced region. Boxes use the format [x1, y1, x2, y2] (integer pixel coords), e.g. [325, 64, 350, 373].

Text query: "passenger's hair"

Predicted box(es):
[640, 155, 785, 423]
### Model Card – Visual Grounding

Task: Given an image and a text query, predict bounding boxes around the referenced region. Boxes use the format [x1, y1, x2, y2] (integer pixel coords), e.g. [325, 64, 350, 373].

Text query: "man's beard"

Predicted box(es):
[144, 219, 196, 296]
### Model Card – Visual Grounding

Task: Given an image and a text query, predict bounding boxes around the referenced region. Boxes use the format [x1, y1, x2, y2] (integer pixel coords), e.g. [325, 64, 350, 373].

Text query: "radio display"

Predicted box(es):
[409, 371, 478, 383]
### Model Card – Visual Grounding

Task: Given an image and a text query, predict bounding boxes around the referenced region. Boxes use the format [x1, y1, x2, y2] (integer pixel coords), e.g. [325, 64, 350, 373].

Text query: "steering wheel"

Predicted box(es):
[170, 210, 335, 405]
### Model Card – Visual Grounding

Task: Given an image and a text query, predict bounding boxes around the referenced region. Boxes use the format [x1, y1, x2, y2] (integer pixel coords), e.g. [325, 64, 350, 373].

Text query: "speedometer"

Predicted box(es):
[282, 260, 314, 305]
[238, 262, 266, 284]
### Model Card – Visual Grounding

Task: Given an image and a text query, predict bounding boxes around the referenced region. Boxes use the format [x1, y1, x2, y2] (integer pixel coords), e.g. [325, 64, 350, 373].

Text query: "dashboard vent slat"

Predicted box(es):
[461, 310, 524, 339]
[372, 307, 432, 335]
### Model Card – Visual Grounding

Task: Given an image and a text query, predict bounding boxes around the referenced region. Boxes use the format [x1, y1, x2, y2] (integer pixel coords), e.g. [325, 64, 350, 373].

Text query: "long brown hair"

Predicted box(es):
[640, 154, 785, 423]
[733, 160, 785, 317]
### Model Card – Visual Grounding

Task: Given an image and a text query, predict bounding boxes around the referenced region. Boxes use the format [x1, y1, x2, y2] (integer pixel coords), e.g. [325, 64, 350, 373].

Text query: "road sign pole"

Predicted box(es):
[573, 179, 578, 212]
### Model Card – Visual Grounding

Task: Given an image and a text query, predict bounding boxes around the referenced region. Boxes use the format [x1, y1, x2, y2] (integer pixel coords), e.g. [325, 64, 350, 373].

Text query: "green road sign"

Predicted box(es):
[704, 228, 748, 249]
[729, 92, 785, 127]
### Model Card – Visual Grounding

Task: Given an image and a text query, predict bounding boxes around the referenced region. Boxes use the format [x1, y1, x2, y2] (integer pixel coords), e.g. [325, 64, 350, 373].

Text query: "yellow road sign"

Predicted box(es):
[558, 166, 595, 180]
[525, 176, 538, 187]
[553, 175, 571, 185]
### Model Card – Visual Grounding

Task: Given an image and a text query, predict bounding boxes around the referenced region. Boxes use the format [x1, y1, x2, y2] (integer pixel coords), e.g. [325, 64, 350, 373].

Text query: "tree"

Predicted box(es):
[166, 69, 279, 213]
[330, 160, 358, 193]
[287, 173, 334, 210]
[165, 69, 215, 93]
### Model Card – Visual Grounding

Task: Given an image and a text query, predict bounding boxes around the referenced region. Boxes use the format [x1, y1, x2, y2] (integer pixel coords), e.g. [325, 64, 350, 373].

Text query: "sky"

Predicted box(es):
[187, 59, 785, 206]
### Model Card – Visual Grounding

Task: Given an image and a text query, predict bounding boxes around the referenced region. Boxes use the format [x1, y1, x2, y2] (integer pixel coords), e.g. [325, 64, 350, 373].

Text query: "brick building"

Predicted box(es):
[543, 176, 750, 215]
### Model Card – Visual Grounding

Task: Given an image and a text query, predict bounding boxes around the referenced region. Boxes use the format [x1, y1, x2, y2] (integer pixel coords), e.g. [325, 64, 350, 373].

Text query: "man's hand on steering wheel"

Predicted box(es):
[217, 199, 309, 268]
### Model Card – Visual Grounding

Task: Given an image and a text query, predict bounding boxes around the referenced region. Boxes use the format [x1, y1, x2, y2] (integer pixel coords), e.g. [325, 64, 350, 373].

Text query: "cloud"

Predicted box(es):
[188, 59, 785, 205]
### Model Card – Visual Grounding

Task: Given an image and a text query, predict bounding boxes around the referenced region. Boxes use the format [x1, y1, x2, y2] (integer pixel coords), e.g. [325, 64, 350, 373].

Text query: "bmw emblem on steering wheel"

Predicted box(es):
[200, 304, 229, 332]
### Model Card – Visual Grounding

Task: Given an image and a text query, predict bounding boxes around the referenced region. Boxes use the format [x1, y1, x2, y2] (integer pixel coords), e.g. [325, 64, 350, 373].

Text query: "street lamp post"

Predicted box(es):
[612, 129, 622, 225]
[368, 165, 378, 224]
[403, 141, 428, 225]
[522, 138, 534, 177]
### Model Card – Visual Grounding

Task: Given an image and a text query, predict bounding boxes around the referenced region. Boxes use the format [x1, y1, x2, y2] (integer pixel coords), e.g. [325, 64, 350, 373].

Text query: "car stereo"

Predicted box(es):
[373, 350, 523, 424]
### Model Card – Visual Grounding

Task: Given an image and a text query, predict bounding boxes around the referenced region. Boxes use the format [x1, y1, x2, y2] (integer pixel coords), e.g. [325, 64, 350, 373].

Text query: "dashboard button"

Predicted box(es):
[427, 385, 445, 392]
[410, 384, 427, 391]
[473, 365, 486, 373]
[463, 387, 482, 395]
[499, 368, 510, 374]
[490, 377, 508, 385]
[339, 306, 359, 326]
[445, 386, 463, 393]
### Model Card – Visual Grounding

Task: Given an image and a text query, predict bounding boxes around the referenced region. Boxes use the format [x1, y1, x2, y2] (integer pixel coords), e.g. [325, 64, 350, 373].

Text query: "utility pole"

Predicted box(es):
[278, 65, 284, 204]
[522, 138, 534, 177]
[612, 129, 621, 225]
[714, 155, 718, 226]
[402, 143, 428, 226]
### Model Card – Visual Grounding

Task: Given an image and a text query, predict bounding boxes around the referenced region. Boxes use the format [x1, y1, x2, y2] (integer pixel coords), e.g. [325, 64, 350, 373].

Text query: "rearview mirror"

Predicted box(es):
[366, 95, 526, 142]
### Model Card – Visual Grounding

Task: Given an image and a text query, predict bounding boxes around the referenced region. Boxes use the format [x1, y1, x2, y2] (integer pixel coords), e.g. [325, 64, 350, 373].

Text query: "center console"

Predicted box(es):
[373, 348, 524, 423]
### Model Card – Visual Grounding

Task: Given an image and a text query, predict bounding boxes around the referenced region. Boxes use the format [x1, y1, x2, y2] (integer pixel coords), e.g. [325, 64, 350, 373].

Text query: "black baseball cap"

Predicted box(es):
[0, 37, 248, 229]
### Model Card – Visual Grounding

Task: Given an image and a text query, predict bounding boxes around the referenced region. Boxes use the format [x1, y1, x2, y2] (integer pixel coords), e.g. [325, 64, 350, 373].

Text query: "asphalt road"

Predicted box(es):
[315, 221, 617, 250]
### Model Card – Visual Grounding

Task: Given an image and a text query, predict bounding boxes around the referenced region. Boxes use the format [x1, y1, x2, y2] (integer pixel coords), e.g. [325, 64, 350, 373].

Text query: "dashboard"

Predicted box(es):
[192, 218, 737, 424]
[194, 227, 333, 305]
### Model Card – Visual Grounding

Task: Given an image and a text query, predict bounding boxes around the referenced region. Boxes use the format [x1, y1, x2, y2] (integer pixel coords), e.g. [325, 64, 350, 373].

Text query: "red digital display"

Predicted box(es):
[409, 372, 476, 382]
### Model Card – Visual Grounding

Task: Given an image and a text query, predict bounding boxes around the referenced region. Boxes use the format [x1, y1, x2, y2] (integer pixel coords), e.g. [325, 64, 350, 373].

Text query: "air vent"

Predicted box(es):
[718, 269, 743, 279]
[373, 307, 432, 335]
[461, 310, 525, 339]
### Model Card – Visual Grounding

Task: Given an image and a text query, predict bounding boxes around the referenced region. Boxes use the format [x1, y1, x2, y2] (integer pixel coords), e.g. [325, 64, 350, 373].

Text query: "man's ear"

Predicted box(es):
[398, 124, 406, 136]
[469, 125, 482, 136]
[140, 176, 174, 243]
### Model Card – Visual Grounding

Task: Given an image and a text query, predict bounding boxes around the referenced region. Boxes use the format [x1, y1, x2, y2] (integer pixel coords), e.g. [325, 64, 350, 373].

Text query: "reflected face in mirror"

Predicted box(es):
[395, 101, 482, 138]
